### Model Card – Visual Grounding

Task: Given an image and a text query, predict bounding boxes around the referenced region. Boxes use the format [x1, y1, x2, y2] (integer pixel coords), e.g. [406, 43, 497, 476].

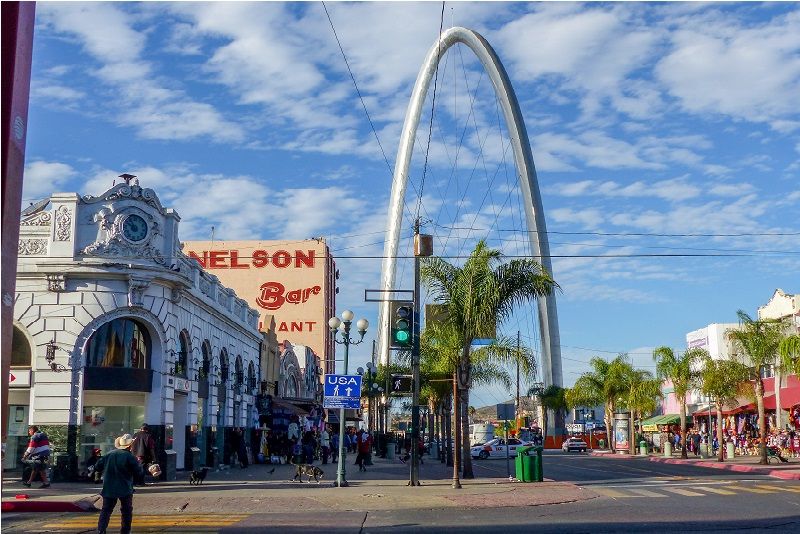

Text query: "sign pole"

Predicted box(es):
[505, 420, 510, 479]
[336, 339, 350, 487]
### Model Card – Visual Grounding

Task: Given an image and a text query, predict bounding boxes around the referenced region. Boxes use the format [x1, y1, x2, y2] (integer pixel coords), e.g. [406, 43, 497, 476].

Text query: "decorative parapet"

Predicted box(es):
[18, 239, 47, 256]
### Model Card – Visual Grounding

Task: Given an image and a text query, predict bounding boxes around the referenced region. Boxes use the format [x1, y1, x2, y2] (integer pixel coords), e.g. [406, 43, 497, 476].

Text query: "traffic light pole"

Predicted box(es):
[409, 219, 422, 486]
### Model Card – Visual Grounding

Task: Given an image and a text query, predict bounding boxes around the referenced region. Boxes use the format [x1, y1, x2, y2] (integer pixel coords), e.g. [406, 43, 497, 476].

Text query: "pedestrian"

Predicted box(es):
[331, 428, 340, 463]
[320, 426, 331, 464]
[302, 431, 316, 464]
[417, 436, 425, 465]
[85, 448, 103, 484]
[21, 425, 51, 488]
[691, 431, 701, 457]
[236, 428, 249, 468]
[356, 429, 372, 472]
[95, 433, 144, 534]
[130, 423, 157, 485]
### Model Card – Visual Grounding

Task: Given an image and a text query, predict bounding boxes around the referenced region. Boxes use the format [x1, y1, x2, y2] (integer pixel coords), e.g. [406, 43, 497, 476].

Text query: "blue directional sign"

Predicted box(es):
[323, 374, 362, 409]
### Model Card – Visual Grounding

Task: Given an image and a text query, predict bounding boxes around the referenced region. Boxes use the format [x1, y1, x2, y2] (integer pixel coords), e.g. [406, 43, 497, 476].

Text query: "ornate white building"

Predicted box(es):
[9, 178, 262, 477]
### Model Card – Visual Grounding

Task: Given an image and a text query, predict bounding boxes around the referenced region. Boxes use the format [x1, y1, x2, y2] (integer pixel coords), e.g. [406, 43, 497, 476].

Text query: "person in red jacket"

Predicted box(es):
[355, 430, 372, 472]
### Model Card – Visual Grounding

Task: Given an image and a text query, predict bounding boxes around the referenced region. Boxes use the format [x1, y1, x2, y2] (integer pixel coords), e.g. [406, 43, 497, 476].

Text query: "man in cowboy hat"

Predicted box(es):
[94, 433, 143, 534]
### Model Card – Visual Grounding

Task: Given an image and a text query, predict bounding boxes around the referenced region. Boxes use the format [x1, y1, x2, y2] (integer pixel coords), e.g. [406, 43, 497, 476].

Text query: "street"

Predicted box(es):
[3, 451, 800, 533]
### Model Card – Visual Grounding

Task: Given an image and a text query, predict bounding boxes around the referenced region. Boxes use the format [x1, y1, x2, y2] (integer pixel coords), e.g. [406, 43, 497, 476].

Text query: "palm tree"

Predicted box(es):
[528, 384, 567, 441]
[567, 355, 630, 452]
[779, 334, 800, 374]
[619, 365, 663, 438]
[653, 346, 704, 459]
[697, 354, 749, 462]
[421, 240, 557, 481]
[727, 310, 787, 465]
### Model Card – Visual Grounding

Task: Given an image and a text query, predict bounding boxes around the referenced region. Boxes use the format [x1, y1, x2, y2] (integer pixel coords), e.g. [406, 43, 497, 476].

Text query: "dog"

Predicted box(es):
[289, 461, 324, 483]
[189, 467, 209, 485]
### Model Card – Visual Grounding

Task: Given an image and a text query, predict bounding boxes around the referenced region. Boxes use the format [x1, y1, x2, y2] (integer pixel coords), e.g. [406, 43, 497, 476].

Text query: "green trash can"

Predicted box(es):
[639, 440, 648, 455]
[516, 446, 543, 482]
[599, 438, 606, 449]
[515, 446, 530, 481]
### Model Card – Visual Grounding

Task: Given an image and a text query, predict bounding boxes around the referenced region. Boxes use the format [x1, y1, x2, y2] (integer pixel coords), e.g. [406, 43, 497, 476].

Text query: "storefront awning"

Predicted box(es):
[640, 414, 690, 431]
[270, 398, 310, 415]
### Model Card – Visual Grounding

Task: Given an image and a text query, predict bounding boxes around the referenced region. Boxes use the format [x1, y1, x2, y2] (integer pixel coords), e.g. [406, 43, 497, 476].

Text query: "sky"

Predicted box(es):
[23, 1, 800, 410]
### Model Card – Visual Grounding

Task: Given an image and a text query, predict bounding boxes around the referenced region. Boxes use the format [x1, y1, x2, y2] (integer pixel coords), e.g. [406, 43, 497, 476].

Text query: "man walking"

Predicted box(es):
[21, 425, 51, 488]
[130, 424, 156, 485]
[320, 426, 331, 464]
[95, 433, 143, 534]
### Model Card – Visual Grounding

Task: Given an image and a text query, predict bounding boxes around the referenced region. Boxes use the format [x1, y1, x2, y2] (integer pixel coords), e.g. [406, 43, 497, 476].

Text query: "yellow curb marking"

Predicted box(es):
[626, 488, 667, 497]
[698, 486, 736, 495]
[731, 485, 777, 494]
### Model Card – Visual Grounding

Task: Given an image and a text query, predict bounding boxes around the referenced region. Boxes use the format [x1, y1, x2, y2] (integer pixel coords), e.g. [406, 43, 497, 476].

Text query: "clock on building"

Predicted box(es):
[122, 214, 148, 242]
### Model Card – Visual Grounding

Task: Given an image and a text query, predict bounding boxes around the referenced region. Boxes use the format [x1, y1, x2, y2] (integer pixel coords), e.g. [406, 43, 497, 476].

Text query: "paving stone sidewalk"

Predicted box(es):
[2, 453, 595, 516]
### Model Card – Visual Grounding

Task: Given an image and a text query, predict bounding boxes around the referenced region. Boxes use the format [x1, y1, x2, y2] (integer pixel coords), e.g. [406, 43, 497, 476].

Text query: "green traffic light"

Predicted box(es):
[395, 329, 410, 343]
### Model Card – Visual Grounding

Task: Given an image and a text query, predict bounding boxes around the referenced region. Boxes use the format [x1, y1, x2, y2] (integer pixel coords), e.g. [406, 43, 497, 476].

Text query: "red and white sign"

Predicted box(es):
[9, 369, 31, 388]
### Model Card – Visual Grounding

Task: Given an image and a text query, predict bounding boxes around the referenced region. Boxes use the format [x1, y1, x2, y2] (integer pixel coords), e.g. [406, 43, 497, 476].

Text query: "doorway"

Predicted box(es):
[173, 394, 188, 469]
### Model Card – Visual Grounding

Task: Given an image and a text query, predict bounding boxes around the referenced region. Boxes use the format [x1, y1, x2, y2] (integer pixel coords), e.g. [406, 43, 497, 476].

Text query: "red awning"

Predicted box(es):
[692, 406, 746, 417]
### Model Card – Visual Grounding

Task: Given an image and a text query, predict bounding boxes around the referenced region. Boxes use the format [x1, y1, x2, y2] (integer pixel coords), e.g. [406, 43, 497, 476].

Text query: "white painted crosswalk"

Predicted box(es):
[590, 483, 800, 499]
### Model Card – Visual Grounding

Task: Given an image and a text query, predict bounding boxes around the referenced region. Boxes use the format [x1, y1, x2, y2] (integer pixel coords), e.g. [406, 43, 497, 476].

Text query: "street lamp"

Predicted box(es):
[329, 309, 368, 487]
[45, 336, 70, 372]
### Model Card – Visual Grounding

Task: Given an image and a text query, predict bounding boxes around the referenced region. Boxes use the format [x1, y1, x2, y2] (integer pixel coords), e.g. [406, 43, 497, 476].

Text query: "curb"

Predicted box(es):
[647, 456, 800, 480]
[1, 496, 99, 513]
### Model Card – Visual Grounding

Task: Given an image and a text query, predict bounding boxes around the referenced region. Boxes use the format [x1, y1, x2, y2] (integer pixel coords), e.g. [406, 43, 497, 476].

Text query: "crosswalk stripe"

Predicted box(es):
[732, 485, 777, 494]
[756, 485, 800, 493]
[627, 488, 667, 497]
[698, 486, 737, 495]
[662, 487, 705, 496]
[592, 487, 630, 498]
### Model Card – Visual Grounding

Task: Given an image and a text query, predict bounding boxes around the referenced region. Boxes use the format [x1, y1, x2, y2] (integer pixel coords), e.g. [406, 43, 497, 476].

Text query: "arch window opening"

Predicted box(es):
[11, 326, 32, 367]
[200, 342, 211, 380]
[174, 331, 189, 378]
[86, 318, 150, 369]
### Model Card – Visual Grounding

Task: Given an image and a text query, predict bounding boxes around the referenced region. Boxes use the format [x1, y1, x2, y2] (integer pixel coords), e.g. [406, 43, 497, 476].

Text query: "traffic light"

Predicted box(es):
[390, 302, 414, 349]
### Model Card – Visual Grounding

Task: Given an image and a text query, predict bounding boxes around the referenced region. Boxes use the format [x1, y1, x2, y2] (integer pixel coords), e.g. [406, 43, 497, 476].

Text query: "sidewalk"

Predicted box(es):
[2, 453, 596, 515]
[587, 449, 800, 480]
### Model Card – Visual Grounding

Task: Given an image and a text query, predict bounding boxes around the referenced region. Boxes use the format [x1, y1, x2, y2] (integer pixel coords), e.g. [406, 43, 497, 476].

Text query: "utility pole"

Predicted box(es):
[410, 219, 432, 487]
[516, 330, 520, 426]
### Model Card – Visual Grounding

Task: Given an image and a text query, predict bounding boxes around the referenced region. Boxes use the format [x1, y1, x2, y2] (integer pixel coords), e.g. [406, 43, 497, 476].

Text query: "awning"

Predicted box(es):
[640, 414, 690, 431]
[692, 406, 746, 417]
[327, 409, 362, 425]
[270, 398, 310, 415]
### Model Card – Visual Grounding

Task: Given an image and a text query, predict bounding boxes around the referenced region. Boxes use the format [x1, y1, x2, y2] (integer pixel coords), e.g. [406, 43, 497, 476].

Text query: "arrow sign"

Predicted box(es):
[9, 372, 16, 383]
[323, 374, 362, 409]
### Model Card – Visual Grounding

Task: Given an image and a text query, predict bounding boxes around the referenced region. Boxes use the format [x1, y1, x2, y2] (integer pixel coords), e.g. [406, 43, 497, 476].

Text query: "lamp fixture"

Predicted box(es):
[44, 336, 70, 372]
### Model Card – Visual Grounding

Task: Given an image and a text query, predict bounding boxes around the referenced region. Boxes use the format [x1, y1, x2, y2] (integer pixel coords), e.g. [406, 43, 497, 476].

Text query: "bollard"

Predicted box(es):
[664, 441, 672, 457]
[726, 441, 735, 459]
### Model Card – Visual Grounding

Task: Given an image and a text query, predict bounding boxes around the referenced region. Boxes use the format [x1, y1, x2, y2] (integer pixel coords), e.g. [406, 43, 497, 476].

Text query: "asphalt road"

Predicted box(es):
[5, 452, 800, 533]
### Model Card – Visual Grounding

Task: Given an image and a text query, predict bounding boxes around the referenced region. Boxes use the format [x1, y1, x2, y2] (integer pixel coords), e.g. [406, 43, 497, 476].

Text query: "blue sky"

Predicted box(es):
[23, 2, 799, 408]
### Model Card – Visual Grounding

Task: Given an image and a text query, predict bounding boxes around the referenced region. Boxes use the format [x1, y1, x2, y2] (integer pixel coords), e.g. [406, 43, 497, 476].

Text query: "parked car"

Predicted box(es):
[562, 437, 588, 453]
[471, 438, 533, 459]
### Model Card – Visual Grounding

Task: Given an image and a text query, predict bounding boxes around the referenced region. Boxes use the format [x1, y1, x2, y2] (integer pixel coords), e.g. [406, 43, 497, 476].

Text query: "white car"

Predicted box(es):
[471, 438, 533, 459]
[562, 437, 588, 453]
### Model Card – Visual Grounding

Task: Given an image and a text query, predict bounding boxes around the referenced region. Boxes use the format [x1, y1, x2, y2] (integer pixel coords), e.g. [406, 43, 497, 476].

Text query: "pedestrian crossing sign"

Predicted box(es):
[323, 374, 362, 409]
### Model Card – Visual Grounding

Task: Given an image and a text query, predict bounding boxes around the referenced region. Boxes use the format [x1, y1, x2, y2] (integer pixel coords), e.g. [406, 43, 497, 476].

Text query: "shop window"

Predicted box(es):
[200, 341, 211, 379]
[174, 331, 189, 378]
[11, 326, 32, 367]
[86, 318, 150, 369]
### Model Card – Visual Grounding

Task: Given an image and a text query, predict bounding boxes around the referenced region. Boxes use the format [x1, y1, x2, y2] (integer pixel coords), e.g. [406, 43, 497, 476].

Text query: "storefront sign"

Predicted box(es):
[9, 369, 31, 388]
[174, 377, 190, 393]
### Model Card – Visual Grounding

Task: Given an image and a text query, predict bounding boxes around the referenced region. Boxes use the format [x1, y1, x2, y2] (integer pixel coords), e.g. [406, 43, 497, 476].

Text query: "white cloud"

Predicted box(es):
[23, 161, 78, 200]
[37, 2, 244, 143]
[656, 10, 800, 123]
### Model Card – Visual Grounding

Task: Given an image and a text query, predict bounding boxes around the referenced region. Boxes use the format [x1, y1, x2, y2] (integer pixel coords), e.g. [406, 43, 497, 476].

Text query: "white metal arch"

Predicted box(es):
[378, 26, 563, 390]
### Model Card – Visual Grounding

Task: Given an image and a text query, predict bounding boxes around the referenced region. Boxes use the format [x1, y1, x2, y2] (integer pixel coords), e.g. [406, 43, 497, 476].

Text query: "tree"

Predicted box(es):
[421, 240, 556, 481]
[618, 365, 663, 438]
[697, 354, 749, 462]
[779, 334, 800, 375]
[727, 310, 787, 465]
[567, 355, 631, 452]
[528, 384, 567, 440]
[653, 346, 704, 459]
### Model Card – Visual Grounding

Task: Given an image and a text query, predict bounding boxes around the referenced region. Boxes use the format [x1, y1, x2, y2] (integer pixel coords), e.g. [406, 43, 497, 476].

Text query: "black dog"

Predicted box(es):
[189, 467, 209, 485]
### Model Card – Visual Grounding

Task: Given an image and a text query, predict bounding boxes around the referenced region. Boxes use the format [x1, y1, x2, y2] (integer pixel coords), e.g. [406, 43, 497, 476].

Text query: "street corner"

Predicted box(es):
[441, 481, 597, 509]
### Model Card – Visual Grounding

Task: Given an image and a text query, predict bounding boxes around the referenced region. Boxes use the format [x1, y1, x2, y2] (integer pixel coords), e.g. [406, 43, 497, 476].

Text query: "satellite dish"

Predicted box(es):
[21, 198, 50, 217]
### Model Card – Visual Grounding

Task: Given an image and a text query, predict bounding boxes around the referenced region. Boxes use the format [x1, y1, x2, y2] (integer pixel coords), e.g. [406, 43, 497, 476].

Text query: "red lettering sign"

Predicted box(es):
[255, 281, 321, 310]
[185, 249, 317, 269]
[278, 321, 317, 332]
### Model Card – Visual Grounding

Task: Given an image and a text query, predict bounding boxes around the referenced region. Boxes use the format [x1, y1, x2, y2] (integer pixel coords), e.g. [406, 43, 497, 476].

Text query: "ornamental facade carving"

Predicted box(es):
[18, 239, 47, 255]
[54, 206, 72, 241]
[21, 211, 52, 226]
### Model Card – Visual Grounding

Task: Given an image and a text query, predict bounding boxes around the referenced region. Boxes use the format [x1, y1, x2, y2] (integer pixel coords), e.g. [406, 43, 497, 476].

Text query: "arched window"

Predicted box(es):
[219, 350, 229, 382]
[287, 375, 298, 397]
[86, 318, 150, 369]
[235, 356, 244, 387]
[247, 361, 256, 391]
[175, 330, 189, 377]
[200, 341, 211, 379]
[11, 326, 32, 367]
